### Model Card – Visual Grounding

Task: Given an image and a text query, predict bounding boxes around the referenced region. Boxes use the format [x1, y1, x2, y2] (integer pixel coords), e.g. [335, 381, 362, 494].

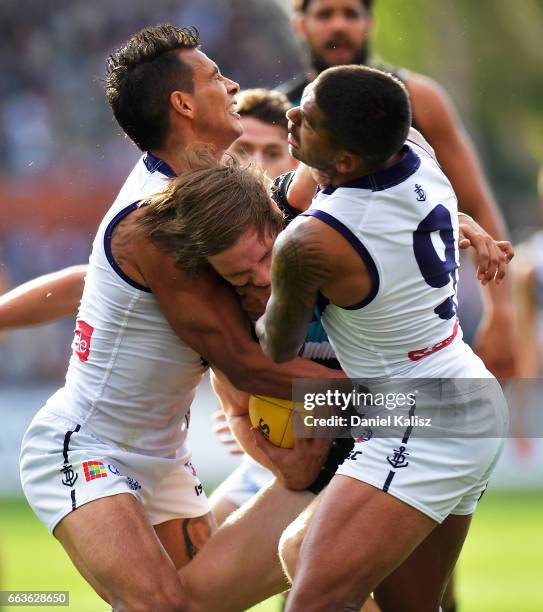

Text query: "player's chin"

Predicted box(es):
[229, 116, 243, 137]
[322, 48, 357, 67]
[288, 143, 304, 162]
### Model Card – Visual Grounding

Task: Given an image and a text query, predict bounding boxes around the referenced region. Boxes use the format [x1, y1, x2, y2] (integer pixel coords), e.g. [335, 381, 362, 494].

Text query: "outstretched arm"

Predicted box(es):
[0, 265, 87, 330]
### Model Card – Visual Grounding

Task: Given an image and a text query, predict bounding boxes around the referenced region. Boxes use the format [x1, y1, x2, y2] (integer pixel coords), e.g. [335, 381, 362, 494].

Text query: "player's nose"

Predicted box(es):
[225, 76, 240, 95]
[286, 106, 300, 125]
[328, 12, 351, 32]
[253, 264, 271, 287]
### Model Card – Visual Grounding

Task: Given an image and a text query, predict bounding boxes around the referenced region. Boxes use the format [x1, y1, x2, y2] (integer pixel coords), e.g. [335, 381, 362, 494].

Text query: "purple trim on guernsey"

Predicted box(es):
[321, 145, 420, 195]
[104, 202, 152, 293]
[301, 209, 379, 309]
[143, 152, 177, 178]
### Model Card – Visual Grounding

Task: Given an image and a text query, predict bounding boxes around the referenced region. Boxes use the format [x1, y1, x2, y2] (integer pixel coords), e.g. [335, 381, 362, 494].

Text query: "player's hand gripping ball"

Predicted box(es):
[249, 395, 296, 449]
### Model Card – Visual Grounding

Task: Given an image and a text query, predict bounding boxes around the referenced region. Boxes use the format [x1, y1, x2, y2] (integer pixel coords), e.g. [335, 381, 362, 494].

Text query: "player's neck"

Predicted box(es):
[331, 151, 404, 188]
[150, 140, 224, 177]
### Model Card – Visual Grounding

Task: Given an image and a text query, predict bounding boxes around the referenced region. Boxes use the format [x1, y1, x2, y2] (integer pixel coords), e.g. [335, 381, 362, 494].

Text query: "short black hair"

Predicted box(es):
[313, 65, 411, 167]
[294, 0, 373, 14]
[105, 24, 200, 151]
[236, 89, 291, 131]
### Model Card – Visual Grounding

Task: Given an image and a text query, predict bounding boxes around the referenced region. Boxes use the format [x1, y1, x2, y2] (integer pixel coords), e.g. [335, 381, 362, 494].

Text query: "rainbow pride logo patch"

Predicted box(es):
[82, 460, 108, 482]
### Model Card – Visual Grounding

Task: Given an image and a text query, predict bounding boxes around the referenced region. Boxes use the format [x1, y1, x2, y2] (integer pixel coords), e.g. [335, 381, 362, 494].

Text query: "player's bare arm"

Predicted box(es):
[258, 216, 372, 363]
[113, 213, 338, 400]
[0, 265, 87, 329]
[210, 370, 333, 490]
[257, 219, 333, 362]
[406, 72, 516, 377]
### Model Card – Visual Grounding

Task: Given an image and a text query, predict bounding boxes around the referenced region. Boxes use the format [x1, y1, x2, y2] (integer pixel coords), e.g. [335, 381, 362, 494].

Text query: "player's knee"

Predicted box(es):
[278, 519, 305, 581]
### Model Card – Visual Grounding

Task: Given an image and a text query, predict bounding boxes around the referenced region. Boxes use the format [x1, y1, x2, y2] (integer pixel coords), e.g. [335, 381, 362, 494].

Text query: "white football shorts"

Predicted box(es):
[336, 377, 509, 523]
[20, 409, 209, 533]
[211, 456, 275, 508]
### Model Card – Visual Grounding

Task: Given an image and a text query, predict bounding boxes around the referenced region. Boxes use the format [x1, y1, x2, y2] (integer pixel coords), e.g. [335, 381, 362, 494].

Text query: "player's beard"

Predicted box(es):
[310, 41, 369, 73]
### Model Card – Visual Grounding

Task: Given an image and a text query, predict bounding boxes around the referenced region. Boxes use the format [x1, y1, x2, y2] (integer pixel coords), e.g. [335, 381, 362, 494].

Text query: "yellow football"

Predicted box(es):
[249, 395, 295, 449]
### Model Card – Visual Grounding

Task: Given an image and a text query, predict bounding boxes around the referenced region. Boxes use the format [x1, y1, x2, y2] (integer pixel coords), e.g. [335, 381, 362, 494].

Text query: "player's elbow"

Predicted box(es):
[261, 336, 297, 364]
[219, 358, 277, 394]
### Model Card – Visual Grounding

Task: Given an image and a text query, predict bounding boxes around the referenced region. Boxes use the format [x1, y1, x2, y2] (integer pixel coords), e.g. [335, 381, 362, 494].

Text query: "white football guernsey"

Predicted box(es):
[303, 141, 489, 379]
[45, 153, 207, 459]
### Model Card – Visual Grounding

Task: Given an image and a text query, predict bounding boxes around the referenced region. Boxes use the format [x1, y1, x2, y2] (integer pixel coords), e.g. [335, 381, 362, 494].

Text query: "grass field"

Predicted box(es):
[1, 490, 542, 611]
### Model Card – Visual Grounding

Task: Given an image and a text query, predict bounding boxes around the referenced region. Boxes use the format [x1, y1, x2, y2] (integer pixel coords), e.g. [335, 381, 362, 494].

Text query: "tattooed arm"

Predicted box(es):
[257, 219, 333, 363]
[258, 215, 374, 363]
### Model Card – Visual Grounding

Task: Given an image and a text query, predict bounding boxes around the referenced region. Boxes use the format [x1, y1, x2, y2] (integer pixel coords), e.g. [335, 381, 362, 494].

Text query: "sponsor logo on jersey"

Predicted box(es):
[387, 446, 410, 469]
[127, 476, 142, 491]
[83, 460, 108, 482]
[185, 461, 197, 477]
[108, 464, 121, 476]
[72, 320, 94, 362]
[107, 464, 142, 490]
[354, 428, 373, 443]
[347, 450, 363, 461]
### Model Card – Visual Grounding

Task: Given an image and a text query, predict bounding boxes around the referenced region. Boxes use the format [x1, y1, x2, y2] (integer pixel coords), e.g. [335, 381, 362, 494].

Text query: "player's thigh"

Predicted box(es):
[54, 493, 184, 610]
[286, 475, 436, 610]
[209, 494, 240, 526]
[58, 534, 111, 603]
[374, 513, 471, 612]
[180, 479, 315, 612]
[154, 511, 216, 569]
[278, 490, 324, 579]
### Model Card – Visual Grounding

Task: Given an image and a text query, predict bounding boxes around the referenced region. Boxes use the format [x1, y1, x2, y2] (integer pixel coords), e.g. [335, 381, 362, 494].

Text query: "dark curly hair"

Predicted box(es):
[105, 24, 200, 151]
[314, 65, 411, 168]
[293, 0, 373, 14]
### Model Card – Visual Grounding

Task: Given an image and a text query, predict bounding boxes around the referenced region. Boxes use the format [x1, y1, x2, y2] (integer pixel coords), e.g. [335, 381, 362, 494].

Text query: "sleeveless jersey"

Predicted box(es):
[302, 140, 473, 379]
[45, 153, 207, 459]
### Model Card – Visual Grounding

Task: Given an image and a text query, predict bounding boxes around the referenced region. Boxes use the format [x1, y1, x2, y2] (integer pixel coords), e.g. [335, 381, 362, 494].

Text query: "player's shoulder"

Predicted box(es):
[109, 155, 173, 215]
[402, 71, 456, 129]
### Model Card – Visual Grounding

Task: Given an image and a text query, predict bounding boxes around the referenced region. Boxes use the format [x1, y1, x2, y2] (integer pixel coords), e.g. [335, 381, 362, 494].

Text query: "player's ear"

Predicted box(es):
[170, 90, 195, 119]
[292, 13, 307, 41]
[335, 152, 359, 175]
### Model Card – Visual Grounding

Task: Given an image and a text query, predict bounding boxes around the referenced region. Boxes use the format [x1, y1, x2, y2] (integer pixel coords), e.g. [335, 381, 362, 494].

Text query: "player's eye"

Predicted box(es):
[344, 8, 362, 20]
[316, 9, 332, 20]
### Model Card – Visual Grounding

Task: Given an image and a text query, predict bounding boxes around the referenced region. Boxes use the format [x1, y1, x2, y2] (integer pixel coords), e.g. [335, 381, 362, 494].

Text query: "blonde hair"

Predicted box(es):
[138, 159, 283, 275]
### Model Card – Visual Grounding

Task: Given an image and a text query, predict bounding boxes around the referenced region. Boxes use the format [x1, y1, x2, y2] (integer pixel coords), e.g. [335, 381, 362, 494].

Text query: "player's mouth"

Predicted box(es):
[324, 39, 355, 60]
[288, 123, 300, 148]
[228, 102, 240, 119]
[288, 131, 300, 148]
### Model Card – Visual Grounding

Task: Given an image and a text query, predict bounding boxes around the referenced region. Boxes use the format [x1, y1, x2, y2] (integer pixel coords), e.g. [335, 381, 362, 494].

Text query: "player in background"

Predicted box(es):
[258, 66, 509, 611]
[18, 26, 341, 611]
[279, 0, 515, 384]
[510, 165, 543, 457]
